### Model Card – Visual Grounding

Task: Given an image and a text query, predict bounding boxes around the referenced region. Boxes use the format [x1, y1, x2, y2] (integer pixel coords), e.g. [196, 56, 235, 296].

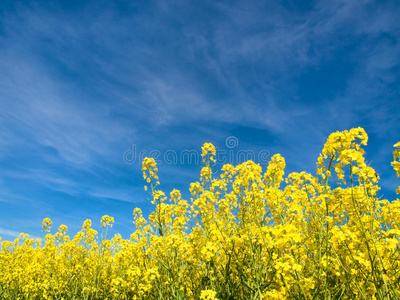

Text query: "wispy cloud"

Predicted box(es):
[0, 227, 40, 241]
[88, 188, 145, 204]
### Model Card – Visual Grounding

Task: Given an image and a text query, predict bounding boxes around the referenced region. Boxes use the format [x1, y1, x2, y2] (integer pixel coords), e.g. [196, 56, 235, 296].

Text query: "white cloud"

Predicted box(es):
[0, 227, 40, 241]
[88, 188, 145, 204]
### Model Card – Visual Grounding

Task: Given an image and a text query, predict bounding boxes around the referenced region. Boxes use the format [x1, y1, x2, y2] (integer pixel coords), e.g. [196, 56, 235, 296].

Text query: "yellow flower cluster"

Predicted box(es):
[200, 289, 218, 300]
[392, 142, 400, 194]
[100, 215, 114, 228]
[1, 128, 400, 299]
[201, 143, 216, 164]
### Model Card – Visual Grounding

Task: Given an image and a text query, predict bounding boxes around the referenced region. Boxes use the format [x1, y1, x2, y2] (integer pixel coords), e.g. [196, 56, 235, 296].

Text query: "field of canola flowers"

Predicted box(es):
[1, 127, 400, 300]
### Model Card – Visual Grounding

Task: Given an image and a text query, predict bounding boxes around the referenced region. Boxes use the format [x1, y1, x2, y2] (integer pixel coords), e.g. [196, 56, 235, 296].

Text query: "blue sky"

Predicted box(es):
[0, 0, 399, 241]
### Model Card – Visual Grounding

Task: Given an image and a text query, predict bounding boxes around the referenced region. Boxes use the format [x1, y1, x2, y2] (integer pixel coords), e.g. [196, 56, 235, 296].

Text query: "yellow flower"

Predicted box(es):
[42, 218, 52, 232]
[201, 143, 216, 163]
[100, 215, 114, 227]
[392, 141, 400, 193]
[200, 290, 218, 300]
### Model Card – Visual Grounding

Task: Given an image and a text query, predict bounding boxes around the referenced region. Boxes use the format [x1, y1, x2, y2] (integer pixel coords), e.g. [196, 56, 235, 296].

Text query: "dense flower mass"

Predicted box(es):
[1, 128, 400, 299]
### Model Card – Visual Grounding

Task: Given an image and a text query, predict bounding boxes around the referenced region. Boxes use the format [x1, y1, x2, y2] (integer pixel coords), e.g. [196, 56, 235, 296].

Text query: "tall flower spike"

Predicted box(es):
[392, 142, 400, 194]
[201, 143, 216, 163]
[42, 218, 52, 233]
[100, 215, 114, 228]
[142, 157, 159, 180]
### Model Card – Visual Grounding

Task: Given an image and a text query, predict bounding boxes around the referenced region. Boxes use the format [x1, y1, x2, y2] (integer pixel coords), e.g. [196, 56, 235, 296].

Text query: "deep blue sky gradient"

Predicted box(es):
[0, 0, 399, 241]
